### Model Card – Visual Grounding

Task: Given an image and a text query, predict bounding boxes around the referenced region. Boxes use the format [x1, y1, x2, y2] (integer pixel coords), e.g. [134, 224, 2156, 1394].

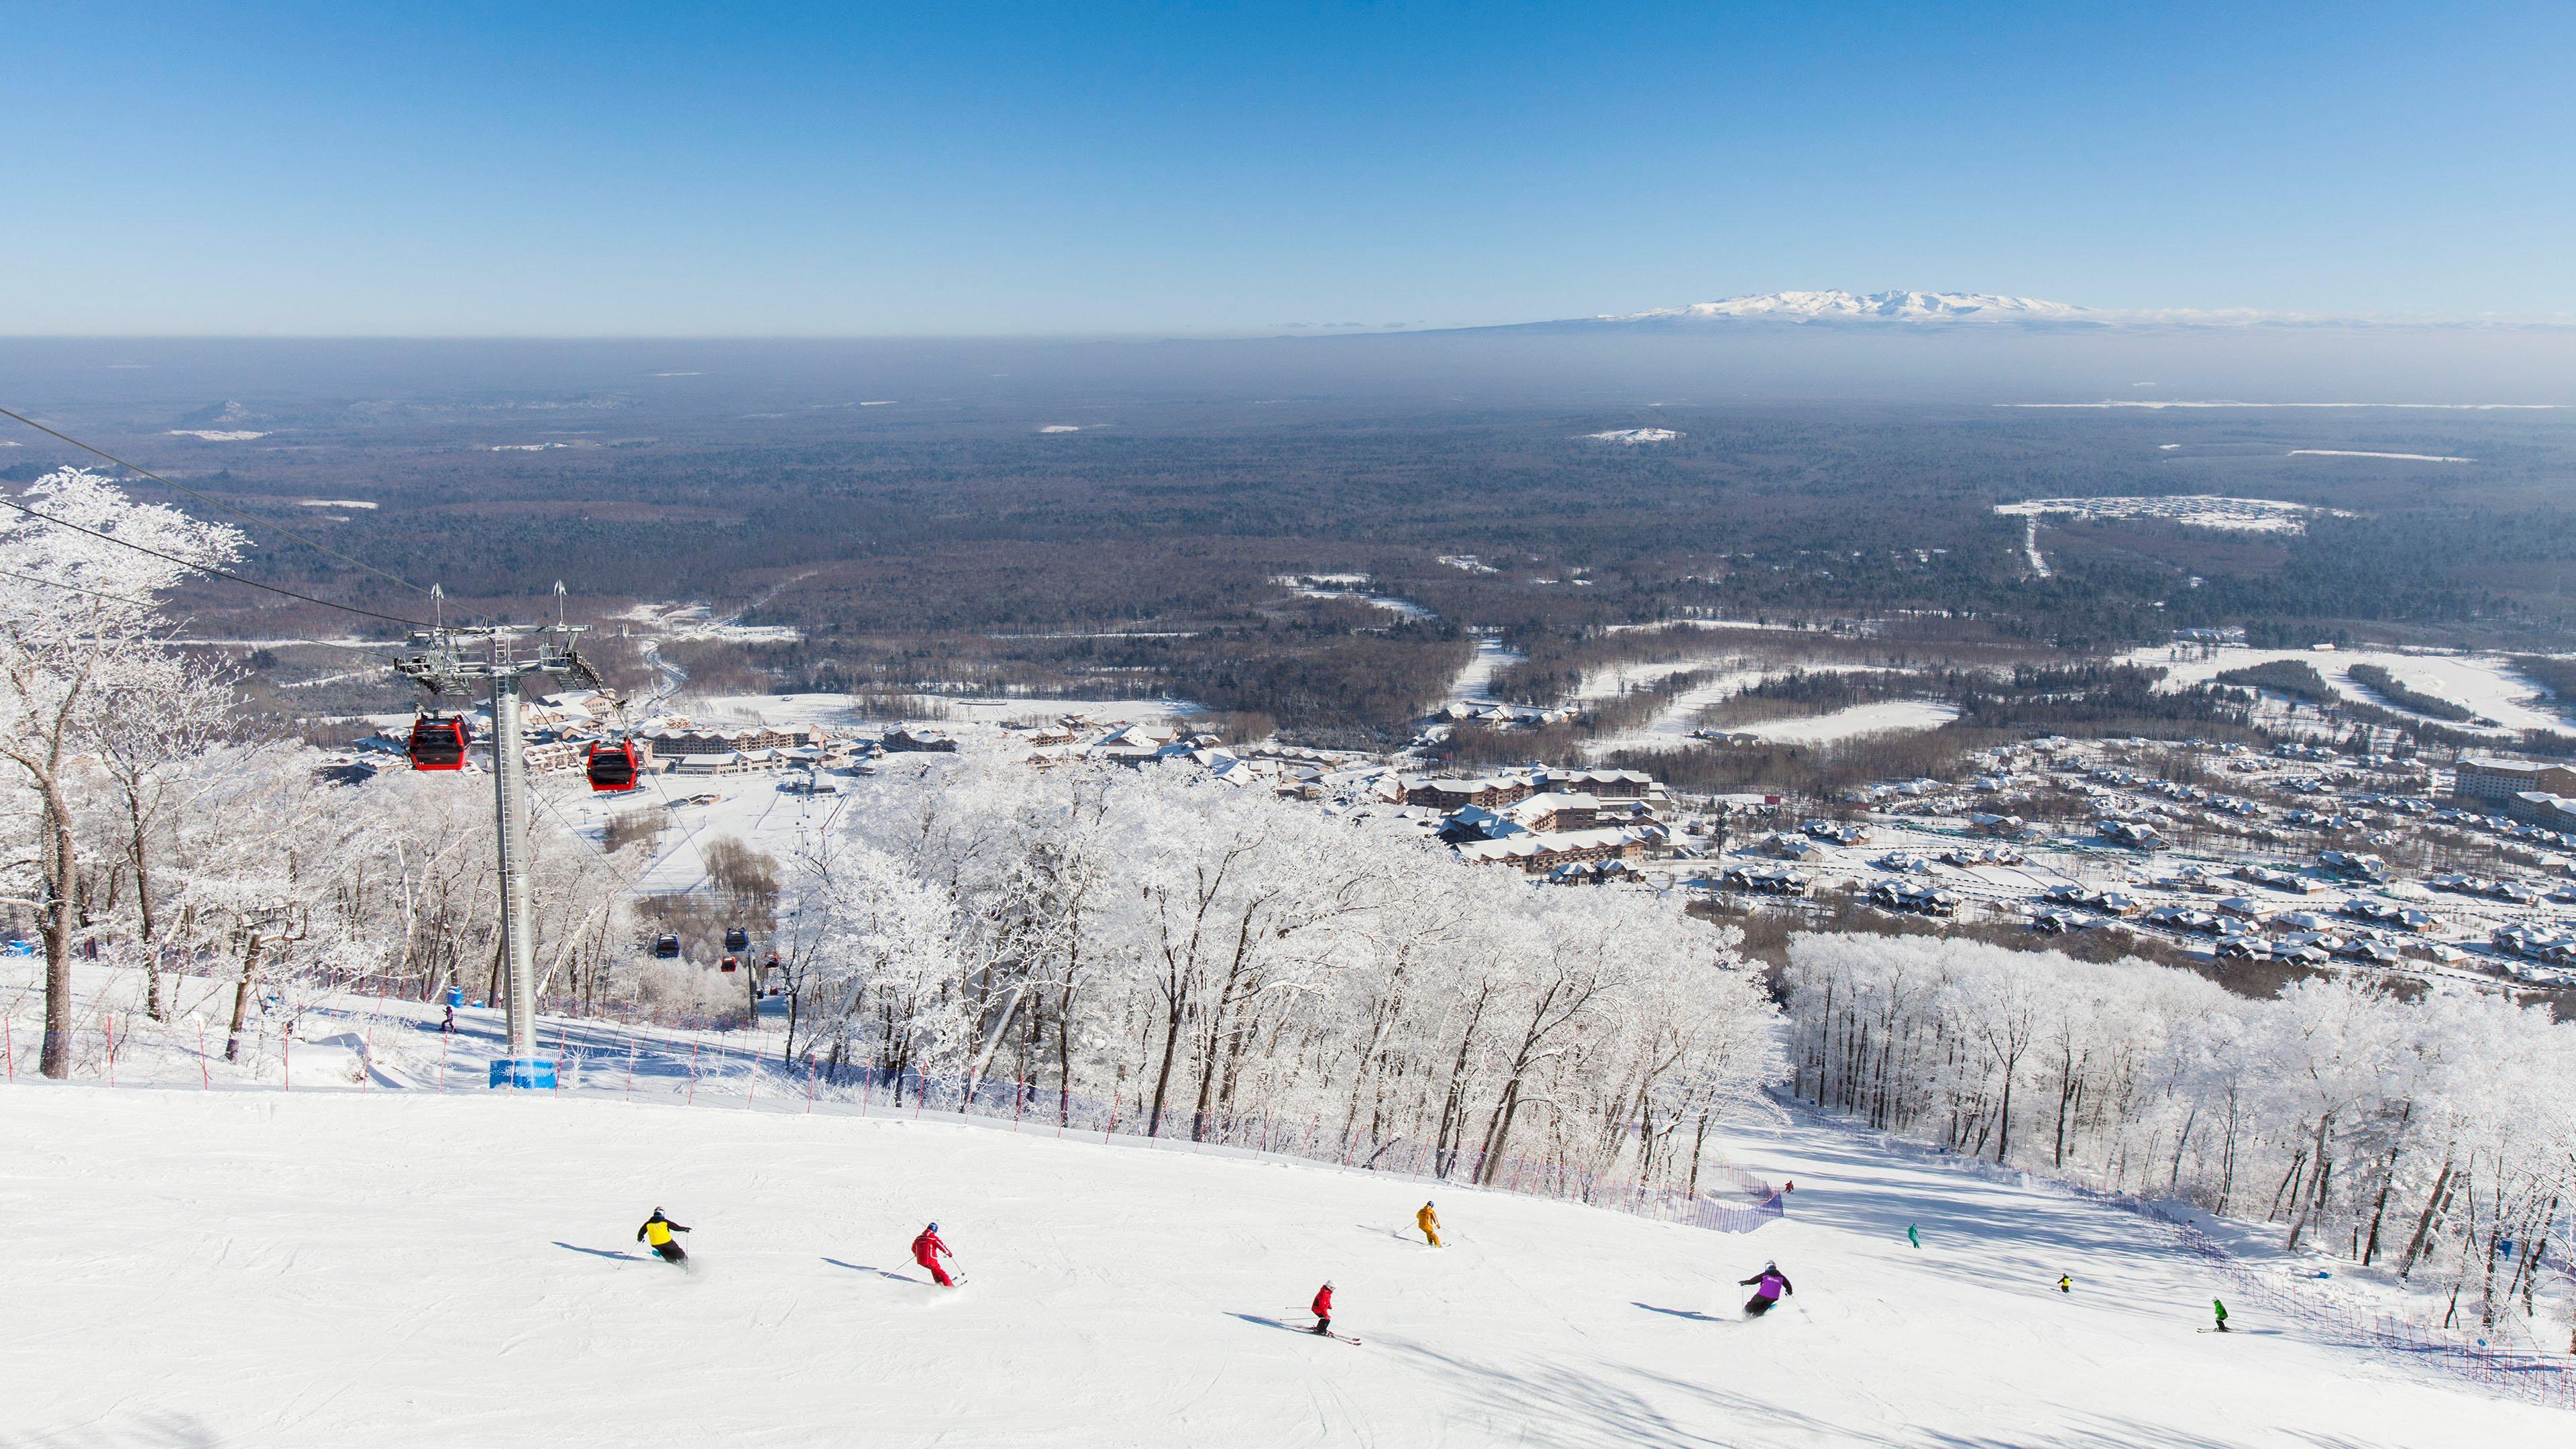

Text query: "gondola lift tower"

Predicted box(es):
[392, 584, 602, 1088]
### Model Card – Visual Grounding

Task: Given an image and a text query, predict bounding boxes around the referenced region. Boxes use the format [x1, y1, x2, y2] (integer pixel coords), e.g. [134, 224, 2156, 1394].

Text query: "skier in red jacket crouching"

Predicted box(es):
[1310, 1282, 1335, 1335]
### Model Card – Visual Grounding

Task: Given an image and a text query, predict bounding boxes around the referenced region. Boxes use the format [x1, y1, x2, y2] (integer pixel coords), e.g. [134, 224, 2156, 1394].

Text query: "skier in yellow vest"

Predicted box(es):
[1416, 1200, 1442, 1248]
[636, 1208, 691, 1265]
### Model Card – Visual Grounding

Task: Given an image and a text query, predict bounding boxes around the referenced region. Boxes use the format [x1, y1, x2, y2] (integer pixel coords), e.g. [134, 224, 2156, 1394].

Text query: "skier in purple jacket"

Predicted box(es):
[1739, 1263, 1793, 1317]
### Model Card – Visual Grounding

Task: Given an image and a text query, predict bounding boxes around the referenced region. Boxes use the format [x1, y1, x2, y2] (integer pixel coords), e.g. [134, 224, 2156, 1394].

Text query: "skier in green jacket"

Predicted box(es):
[2212, 1298, 2229, 1332]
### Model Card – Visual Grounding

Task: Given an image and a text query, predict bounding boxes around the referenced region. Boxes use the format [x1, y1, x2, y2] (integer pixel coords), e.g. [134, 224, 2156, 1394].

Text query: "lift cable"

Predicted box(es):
[0, 491, 431, 628]
[0, 404, 434, 597]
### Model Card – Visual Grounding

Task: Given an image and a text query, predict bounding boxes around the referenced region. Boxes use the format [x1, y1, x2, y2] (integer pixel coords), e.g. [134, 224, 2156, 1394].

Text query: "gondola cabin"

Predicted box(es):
[586, 740, 641, 793]
[720, 955, 739, 973]
[724, 927, 751, 951]
[407, 716, 469, 771]
[653, 933, 682, 959]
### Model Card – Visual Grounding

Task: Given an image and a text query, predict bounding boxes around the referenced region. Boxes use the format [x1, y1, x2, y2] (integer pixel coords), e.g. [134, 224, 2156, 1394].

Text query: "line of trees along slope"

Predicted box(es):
[777, 757, 1783, 1199]
[1782, 933, 2576, 1343]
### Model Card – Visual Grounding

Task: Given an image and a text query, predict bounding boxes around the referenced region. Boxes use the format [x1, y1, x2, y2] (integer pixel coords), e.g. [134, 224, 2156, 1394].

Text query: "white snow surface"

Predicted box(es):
[2141, 645, 2571, 734]
[2288, 449, 2474, 462]
[1605, 290, 2086, 323]
[1732, 699, 1961, 744]
[164, 429, 267, 441]
[6, 1085, 2557, 1447]
[1995, 496, 2352, 534]
[1583, 427, 1684, 443]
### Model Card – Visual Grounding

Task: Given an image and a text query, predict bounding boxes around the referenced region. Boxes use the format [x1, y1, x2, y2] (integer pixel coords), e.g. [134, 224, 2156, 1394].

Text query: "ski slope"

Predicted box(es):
[5, 1087, 2560, 1447]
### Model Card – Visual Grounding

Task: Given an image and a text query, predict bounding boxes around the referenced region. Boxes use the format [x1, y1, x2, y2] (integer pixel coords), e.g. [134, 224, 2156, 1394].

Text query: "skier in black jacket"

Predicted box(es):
[1739, 1263, 1793, 1317]
[637, 1208, 692, 1265]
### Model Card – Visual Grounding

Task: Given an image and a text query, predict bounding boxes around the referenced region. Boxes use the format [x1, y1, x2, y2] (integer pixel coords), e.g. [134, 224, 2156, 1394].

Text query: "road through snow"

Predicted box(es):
[4, 1086, 2558, 1447]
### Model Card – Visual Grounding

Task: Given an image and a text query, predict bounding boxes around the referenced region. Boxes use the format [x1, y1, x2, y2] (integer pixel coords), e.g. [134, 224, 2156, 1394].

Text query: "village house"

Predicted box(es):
[1452, 826, 1650, 873]
[1403, 775, 1534, 810]
[1501, 791, 1600, 833]
[2453, 756, 2576, 807]
[648, 722, 829, 756]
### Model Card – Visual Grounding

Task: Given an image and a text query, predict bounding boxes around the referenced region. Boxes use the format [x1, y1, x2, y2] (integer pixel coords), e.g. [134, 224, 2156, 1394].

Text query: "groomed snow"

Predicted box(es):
[2141, 645, 2570, 734]
[7, 1086, 2557, 1446]
[1731, 698, 1960, 745]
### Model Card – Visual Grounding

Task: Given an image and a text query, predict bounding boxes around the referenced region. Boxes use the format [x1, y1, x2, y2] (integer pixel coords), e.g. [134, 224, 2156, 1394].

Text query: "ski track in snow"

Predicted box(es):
[4, 1086, 2559, 1447]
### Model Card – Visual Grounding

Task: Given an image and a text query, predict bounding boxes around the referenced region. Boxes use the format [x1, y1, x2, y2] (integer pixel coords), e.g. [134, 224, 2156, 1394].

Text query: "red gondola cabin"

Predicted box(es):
[407, 716, 468, 771]
[586, 740, 641, 792]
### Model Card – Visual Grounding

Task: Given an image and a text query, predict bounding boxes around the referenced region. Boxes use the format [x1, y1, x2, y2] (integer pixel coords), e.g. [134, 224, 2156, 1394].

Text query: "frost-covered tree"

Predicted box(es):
[0, 469, 242, 1077]
[1781, 931, 2576, 1346]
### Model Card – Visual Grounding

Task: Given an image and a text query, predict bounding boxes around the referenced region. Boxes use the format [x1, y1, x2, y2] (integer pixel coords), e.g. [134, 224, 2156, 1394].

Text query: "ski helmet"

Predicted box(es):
[927, 1222, 938, 1232]
[653, 1207, 664, 1216]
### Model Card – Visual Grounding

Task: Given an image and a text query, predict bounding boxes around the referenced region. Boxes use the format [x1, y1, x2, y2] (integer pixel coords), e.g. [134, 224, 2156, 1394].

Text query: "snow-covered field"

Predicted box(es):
[1994, 495, 2353, 533]
[2140, 645, 2570, 734]
[1578, 669, 1946, 756]
[7, 1081, 2560, 1448]
[1731, 698, 1960, 744]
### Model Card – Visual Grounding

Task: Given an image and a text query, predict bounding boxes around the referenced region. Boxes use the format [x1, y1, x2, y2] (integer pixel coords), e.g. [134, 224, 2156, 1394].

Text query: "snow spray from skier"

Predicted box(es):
[1739, 1263, 1792, 1318]
[1311, 1282, 1336, 1336]
[637, 1208, 690, 1265]
[1416, 1201, 1443, 1248]
[913, 1223, 955, 1287]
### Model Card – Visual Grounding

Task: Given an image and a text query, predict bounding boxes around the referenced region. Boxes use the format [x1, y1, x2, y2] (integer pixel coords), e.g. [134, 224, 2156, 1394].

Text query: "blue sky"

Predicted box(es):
[7, 3, 2573, 335]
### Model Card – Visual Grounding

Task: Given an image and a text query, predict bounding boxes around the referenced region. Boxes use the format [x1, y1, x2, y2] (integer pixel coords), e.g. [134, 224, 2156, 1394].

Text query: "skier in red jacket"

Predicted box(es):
[1309, 1281, 1334, 1336]
[912, 1222, 955, 1287]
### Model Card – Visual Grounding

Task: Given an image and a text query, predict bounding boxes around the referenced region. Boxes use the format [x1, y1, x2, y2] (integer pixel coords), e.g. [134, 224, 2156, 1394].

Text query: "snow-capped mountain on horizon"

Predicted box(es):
[1602, 289, 2090, 323]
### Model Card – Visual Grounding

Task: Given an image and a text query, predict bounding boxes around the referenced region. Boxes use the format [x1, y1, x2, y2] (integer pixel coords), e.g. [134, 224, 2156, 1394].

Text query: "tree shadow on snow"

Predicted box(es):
[1632, 1302, 1730, 1324]
[821, 1257, 917, 1283]
[553, 1242, 649, 1263]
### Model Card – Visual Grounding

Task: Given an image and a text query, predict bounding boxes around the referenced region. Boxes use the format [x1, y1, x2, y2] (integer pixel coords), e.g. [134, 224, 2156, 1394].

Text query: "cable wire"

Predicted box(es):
[0, 491, 429, 628]
[0, 405, 433, 597]
[0, 564, 163, 611]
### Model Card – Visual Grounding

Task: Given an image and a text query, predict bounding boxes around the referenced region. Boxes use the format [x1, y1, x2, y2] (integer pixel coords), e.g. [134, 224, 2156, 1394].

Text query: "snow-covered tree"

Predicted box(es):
[0, 469, 243, 1077]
